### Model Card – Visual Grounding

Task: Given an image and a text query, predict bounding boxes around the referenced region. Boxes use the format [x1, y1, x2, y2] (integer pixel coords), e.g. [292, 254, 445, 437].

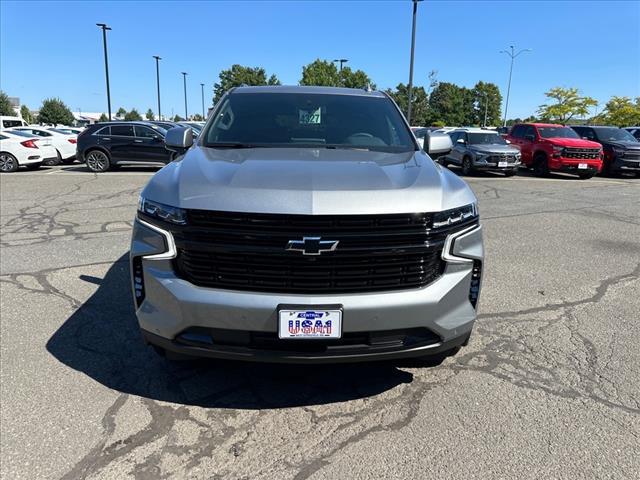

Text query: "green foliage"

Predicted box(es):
[124, 108, 142, 121]
[38, 98, 74, 125]
[0, 91, 15, 116]
[537, 87, 597, 123]
[386, 83, 429, 126]
[192, 113, 204, 121]
[594, 96, 640, 127]
[98, 113, 109, 122]
[428, 82, 469, 126]
[20, 105, 33, 124]
[116, 107, 127, 118]
[145, 108, 154, 120]
[173, 114, 183, 122]
[300, 59, 374, 89]
[213, 65, 281, 103]
[472, 81, 502, 127]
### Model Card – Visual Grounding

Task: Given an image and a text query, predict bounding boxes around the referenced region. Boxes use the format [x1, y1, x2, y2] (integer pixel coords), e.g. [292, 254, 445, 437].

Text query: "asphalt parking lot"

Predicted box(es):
[1, 165, 639, 479]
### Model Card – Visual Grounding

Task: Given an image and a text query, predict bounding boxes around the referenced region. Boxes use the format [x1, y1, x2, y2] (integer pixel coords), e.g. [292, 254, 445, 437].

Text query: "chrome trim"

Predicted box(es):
[441, 223, 481, 264]
[137, 218, 177, 260]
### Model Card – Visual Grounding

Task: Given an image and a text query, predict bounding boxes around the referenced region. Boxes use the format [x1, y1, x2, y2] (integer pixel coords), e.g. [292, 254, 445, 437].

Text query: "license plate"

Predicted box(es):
[278, 308, 342, 339]
[498, 161, 508, 168]
[578, 163, 588, 169]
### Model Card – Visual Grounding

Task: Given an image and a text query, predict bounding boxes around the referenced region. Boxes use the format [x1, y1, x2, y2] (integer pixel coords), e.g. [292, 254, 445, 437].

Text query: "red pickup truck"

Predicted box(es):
[507, 123, 603, 179]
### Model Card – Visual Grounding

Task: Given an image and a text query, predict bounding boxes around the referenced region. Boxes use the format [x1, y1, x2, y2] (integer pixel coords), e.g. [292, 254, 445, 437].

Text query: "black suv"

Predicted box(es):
[570, 125, 640, 176]
[77, 122, 173, 172]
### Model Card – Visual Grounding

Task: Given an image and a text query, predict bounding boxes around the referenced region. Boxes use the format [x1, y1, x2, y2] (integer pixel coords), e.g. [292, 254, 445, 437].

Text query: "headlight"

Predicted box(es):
[612, 147, 625, 156]
[515, 152, 522, 158]
[138, 196, 187, 225]
[553, 146, 564, 154]
[433, 203, 478, 229]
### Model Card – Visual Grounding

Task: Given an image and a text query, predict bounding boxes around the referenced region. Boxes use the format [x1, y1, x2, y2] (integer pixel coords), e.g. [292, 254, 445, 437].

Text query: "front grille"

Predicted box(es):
[563, 148, 600, 159]
[159, 210, 467, 294]
[487, 154, 517, 163]
[621, 150, 640, 161]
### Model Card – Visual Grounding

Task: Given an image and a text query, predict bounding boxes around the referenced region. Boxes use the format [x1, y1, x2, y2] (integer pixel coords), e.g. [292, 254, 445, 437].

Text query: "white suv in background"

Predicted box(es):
[11, 126, 77, 164]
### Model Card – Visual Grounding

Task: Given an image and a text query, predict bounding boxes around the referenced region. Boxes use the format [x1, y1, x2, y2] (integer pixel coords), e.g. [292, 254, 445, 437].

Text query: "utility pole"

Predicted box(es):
[500, 45, 532, 127]
[200, 83, 205, 119]
[96, 23, 112, 120]
[483, 94, 489, 127]
[333, 58, 348, 71]
[181, 72, 188, 119]
[153, 56, 161, 120]
[406, 0, 422, 125]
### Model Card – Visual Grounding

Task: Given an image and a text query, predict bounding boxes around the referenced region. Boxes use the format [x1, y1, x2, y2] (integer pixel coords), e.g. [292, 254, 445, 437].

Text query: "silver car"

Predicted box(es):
[442, 128, 521, 176]
[130, 86, 484, 364]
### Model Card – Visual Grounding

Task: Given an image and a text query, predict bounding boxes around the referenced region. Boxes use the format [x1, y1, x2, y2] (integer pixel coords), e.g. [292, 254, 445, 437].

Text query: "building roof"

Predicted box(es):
[231, 85, 384, 97]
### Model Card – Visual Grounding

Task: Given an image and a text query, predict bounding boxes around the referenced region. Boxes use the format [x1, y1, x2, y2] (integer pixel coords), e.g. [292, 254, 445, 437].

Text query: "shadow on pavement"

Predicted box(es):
[46, 253, 414, 409]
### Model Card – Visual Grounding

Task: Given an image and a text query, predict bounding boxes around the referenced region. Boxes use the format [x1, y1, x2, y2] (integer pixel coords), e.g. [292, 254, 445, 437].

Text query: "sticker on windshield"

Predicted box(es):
[299, 107, 322, 125]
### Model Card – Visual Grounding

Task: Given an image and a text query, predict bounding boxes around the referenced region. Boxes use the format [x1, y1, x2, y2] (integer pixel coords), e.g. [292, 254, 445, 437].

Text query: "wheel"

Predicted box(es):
[25, 162, 42, 170]
[43, 151, 60, 166]
[0, 152, 19, 172]
[461, 156, 473, 176]
[532, 153, 549, 177]
[578, 172, 595, 180]
[504, 169, 517, 177]
[85, 149, 111, 172]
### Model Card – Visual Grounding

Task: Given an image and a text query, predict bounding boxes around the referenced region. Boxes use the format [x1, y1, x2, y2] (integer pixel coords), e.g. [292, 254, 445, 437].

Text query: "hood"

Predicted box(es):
[545, 137, 602, 149]
[142, 146, 477, 215]
[469, 144, 520, 154]
[605, 140, 640, 150]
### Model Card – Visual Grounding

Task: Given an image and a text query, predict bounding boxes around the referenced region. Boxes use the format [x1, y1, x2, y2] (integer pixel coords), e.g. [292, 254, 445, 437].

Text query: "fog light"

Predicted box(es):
[132, 256, 145, 308]
[469, 260, 482, 308]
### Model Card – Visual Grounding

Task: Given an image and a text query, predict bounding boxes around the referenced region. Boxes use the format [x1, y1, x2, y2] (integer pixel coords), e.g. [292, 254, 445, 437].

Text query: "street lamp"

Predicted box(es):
[181, 72, 188, 119]
[96, 23, 112, 120]
[333, 58, 348, 71]
[406, 0, 423, 125]
[500, 45, 532, 127]
[482, 93, 489, 127]
[200, 83, 205, 119]
[153, 56, 161, 120]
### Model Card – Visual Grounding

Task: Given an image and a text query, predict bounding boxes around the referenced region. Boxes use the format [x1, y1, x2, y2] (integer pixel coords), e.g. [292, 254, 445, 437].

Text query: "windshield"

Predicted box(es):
[595, 128, 637, 142]
[538, 127, 579, 139]
[50, 128, 74, 135]
[467, 132, 507, 145]
[204, 92, 415, 152]
[5, 130, 35, 138]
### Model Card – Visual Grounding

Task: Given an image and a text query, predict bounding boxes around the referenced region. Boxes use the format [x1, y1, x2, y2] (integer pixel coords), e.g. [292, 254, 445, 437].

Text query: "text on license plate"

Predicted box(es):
[278, 309, 342, 339]
[578, 163, 588, 169]
[498, 161, 508, 167]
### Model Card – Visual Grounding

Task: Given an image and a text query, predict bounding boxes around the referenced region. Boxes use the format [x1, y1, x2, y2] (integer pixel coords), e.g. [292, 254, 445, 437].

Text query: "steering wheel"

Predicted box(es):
[349, 132, 374, 138]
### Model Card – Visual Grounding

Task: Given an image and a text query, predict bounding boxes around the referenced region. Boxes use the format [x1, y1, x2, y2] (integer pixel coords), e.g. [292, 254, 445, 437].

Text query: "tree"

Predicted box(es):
[537, 87, 597, 123]
[20, 105, 33, 124]
[192, 113, 204, 121]
[145, 108, 154, 120]
[0, 91, 15, 116]
[595, 96, 640, 127]
[38, 98, 74, 125]
[213, 64, 281, 103]
[173, 114, 183, 122]
[472, 81, 502, 127]
[300, 59, 374, 89]
[124, 108, 142, 121]
[386, 83, 429, 126]
[98, 113, 109, 122]
[116, 107, 127, 118]
[428, 82, 468, 126]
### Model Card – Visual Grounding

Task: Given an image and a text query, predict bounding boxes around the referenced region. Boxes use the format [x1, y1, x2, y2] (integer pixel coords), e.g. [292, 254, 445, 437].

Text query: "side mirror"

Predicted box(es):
[424, 131, 453, 158]
[505, 139, 512, 144]
[456, 138, 466, 144]
[524, 134, 535, 142]
[165, 126, 193, 154]
[582, 137, 589, 140]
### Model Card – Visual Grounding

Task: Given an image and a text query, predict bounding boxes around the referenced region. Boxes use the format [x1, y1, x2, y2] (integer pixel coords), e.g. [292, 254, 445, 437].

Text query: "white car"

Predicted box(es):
[0, 132, 47, 172]
[11, 126, 77, 164]
[1, 130, 58, 166]
[48, 126, 85, 135]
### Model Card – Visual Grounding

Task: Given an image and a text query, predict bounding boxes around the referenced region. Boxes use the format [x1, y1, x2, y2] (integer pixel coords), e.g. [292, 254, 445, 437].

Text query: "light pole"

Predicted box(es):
[406, 0, 422, 125]
[96, 23, 112, 120]
[153, 56, 161, 120]
[200, 83, 205, 119]
[483, 93, 489, 127]
[181, 72, 188, 119]
[500, 45, 531, 127]
[333, 58, 348, 71]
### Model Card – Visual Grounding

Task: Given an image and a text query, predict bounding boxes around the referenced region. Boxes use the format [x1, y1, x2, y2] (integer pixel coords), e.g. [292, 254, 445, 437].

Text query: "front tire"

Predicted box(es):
[85, 150, 111, 172]
[504, 169, 517, 177]
[532, 153, 549, 177]
[0, 152, 19, 172]
[578, 172, 595, 180]
[461, 156, 473, 176]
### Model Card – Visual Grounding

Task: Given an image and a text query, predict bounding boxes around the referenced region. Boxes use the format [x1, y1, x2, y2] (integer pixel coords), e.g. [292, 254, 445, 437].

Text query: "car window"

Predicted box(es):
[449, 132, 461, 144]
[5, 130, 35, 138]
[94, 126, 111, 136]
[204, 92, 416, 153]
[510, 125, 524, 138]
[468, 133, 507, 145]
[593, 128, 636, 142]
[135, 126, 163, 138]
[2, 120, 23, 128]
[524, 126, 536, 139]
[31, 129, 52, 137]
[538, 126, 579, 139]
[0, 134, 8, 140]
[110, 125, 134, 137]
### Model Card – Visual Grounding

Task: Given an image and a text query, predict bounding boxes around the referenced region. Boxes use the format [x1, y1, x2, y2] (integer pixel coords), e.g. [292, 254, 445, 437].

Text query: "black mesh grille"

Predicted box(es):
[563, 148, 600, 159]
[160, 210, 465, 294]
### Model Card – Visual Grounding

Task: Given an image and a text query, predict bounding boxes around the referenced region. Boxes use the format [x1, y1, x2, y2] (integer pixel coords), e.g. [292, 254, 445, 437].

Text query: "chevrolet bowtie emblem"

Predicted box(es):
[286, 237, 339, 255]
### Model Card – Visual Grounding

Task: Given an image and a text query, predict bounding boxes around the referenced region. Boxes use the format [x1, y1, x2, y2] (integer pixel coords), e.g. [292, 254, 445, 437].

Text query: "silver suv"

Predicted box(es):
[130, 86, 484, 363]
[442, 128, 521, 176]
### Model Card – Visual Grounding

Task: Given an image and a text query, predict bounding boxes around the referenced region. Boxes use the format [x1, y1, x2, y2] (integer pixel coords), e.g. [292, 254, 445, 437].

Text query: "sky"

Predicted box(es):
[1, 0, 639, 120]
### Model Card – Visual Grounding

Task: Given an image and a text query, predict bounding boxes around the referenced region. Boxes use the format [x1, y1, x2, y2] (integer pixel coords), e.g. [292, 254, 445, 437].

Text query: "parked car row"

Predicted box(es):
[417, 122, 639, 180]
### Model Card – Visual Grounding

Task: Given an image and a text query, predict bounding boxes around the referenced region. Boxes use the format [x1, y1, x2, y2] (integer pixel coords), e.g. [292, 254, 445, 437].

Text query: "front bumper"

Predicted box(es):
[473, 156, 521, 172]
[551, 157, 602, 174]
[610, 154, 640, 173]
[131, 219, 484, 363]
